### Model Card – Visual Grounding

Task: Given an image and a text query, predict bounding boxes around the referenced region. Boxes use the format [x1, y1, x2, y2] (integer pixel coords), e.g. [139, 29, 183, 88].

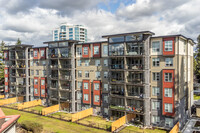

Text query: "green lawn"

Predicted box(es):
[49, 112, 72, 121]
[78, 116, 112, 130]
[26, 105, 46, 112]
[194, 95, 200, 100]
[2, 108, 108, 133]
[120, 126, 167, 133]
[4, 103, 18, 108]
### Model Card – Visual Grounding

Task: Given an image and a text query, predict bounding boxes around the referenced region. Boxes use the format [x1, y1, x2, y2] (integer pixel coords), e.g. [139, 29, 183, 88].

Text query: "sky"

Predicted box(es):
[0, 0, 200, 46]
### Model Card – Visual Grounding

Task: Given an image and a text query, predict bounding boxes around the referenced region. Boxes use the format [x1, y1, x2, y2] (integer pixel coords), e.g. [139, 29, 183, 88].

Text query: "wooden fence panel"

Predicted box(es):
[42, 104, 59, 115]
[18, 99, 42, 110]
[72, 108, 93, 122]
[169, 122, 179, 133]
[0, 97, 24, 106]
[0, 95, 5, 99]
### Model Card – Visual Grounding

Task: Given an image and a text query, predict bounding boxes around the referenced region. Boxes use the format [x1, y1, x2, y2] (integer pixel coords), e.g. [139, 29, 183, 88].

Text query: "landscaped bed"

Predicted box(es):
[24, 105, 46, 113]
[77, 116, 111, 130]
[49, 111, 72, 121]
[120, 126, 167, 133]
[4, 103, 19, 109]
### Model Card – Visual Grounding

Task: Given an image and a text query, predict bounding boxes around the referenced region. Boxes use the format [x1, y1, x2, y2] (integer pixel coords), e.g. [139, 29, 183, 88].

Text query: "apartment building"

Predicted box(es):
[3, 31, 194, 131]
[53, 23, 87, 42]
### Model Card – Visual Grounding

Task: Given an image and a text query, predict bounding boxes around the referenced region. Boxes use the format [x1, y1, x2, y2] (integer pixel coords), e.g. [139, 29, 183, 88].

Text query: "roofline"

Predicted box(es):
[43, 40, 80, 44]
[32, 46, 48, 48]
[4, 44, 33, 47]
[77, 41, 107, 45]
[102, 31, 155, 38]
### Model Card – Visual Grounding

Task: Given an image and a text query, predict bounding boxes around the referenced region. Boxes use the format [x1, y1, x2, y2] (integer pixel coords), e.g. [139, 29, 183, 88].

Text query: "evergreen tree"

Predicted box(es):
[194, 35, 200, 82]
[16, 38, 21, 45]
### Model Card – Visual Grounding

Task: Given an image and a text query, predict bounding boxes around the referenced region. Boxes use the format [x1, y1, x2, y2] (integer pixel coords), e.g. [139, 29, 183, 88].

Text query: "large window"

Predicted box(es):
[109, 36, 124, 43]
[78, 81, 82, 89]
[77, 47, 82, 56]
[77, 60, 82, 66]
[94, 83, 99, 90]
[95, 71, 100, 78]
[85, 60, 89, 66]
[83, 47, 88, 55]
[34, 88, 38, 94]
[104, 84, 108, 91]
[78, 71, 82, 78]
[85, 71, 89, 78]
[94, 95, 100, 102]
[104, 72, 108, 78]
[103, 45, 108, 56]
[152, 87, 160, 96]
[34, 79, 38, 85]
[104, 59, 108, 66]
[84, 82, 88, 89]
[41, 89, 45, 95]
[41, 79, 45, 86]
[152, 58, 160, 67]
[164, 40, 173, 51]
[5, 69, 8, 74]
[84, 94, 88, 101]
[153, 72, 160, 81]
[152, 116, 160, 124]
[36, 70, 39, 75]
[104, 96, 108, 103]
[165, 118, 173, 127]
[94, 46, 99, 54]
[95, 60, 100, 66]
[40, 50, 45, 57]
[152, 101, 160, 110]
[165, 58, 173, 66]
[165, 88, 172, 97]
[165, 103, 173, 113]
[34, 50, 38, 57]
[165, 73, 172, 82]
[152, 41, 160, 53]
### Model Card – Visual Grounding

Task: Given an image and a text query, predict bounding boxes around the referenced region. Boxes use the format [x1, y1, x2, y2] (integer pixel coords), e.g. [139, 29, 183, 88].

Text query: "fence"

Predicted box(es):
[42, 104, 59, 115]
[111, 113, 136, 132]
[0, 95, 5, 99]
[169, 122, 179, 133]
[72, 108, 93, 122]
[0, 97, 24, 106]
[18, 99, 42, 110]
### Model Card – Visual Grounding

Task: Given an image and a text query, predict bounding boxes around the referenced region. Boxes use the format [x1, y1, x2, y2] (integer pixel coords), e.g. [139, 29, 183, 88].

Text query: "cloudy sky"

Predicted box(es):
[0, 0, 200, 46]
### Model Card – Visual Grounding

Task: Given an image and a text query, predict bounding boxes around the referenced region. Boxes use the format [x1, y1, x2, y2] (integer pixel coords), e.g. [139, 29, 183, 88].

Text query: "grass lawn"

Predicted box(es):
[50, 112, 72, 121]
[26, 105, 46, 112]
[78, 116, 112, 130]
[4, 103, 18, 108]
[1, 108, 108, 133]
[120, 126, 167, 133]
[194, 95, 200, 100]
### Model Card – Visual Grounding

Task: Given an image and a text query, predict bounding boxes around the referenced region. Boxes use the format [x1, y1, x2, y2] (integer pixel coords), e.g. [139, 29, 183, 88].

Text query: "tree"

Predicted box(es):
[0, 41, 5, 90]
[16, 38, 21, 45]
[194, 35, 200, 82]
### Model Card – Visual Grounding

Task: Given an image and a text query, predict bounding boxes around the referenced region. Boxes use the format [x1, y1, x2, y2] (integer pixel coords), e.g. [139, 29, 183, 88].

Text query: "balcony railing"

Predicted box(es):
[127, 93, 144, 98]
[50, 54, 58, 58]
[127, 64, 143, 70]
[50, 65, 58, 69]
[127, 78, 143, 84]
[126, 51, 144, 56]
[59, 53, 71, 58]
[110, 64, 124, 69]
[60, 75, 71, 80]
[126, 105, 144, 113]
[111, 90, 124, 96]
[50, 75, 58, 79]
[16, 64, 26, 68]
[111, 78, 124, 83]
[60, 64, 71, 69]
[110, 105, 126, 111]
[109, 49, 124, 56]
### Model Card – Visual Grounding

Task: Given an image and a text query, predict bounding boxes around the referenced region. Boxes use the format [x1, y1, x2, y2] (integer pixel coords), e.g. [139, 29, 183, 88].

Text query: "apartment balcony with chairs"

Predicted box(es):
[59, 48, 71, 58]
[16, 62, 26, 69]
[125, 43, 144, 56]
[110, 72, 125, 84]
[110, 58, 124, 70]
[127, 72, 144, 85]
[109, 49, 124, 56]
[50, 91, 59, 101]
[126, 99, 144, 114]
[50, 70, 58, 80]
[110, 97, 125, 111]
[50, 60, 58, 69]
[18, 87, 26, 96]
[49, 48, 58, 58]
[60, 92, 71, 102]
[110, 85, 125, 97]
[50, 81, 58, 89]
[127, 86, 145, 99]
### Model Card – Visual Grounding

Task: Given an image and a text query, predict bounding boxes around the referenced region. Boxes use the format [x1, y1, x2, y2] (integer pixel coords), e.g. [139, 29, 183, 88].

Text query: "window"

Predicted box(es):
[153, 72, 159, 81]
[165, 118, 173, 127]
[4, 52, 7, 58]
[94, 83, 99, 90]
[104, 108, 108, 115]
[104, 95, 108, 103]
[104, 72, 108, 78]
[34, 79, 38, 85]
[165, 73, 172, 82]
[104, 59, 108, 66]
[36, 70, 39, 75]
[96, 71, 100, 78]
[5, 69, 8, 74]
[104, 84, 108, 91]
[31, 70, 34, 75]
[5, 86, 8, 91]
[42, 61, 46, 66]
[77, 47, 82, 56]
[94, 95, 100, 102]
[95, 60, 100, 66]
[152, 116, 160, 124]
[34, 88, 38, 94]
[84, 82, 88, 89]
[103, 45, 108, 56]
[77, 92, 82, 100]
[152, 87, 160, 96]
[165, 88, 172, 97]
[34, 50, 38, 57]
[152, 101, 160, 110]
[165, 58, 173, 66]
[43, 70, 46, 75]
[152, 41, 160, 52]
[85, 60, 89, 66]
[30, 61, 33, 66]
[78, 71, 82, 78]
[40, 50, 45, 57]
[31, 79, 34, 85]
[41, 89, 45, 95]
[165, 103, 173, 113]
[94, 46, 99, 54]
[41, 79, 45, 86]
[31, 51, 33, 57]
[85, 71, 89, 78]
[35, 61, 39, 66]
[78, 82, 82, 89]
[164, 40, 173, 51]
[152, 58, 160, 67]
[77, 60, 82, 66]
[5, 77, 8, 82]
[83, 47, 88, 55]
[109, 36, 124, 43]
[84, 94, 88, 101]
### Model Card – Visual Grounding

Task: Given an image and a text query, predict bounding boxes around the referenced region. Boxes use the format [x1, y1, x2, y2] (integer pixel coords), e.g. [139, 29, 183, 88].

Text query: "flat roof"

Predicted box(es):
[77, 41, 107, 45]
[102, 31, 155, 38]
[43, 40, 80, 44]
[4, 44, 33, 47]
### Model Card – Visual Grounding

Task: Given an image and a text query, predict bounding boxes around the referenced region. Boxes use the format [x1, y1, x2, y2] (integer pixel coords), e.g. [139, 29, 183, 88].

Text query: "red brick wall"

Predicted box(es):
[82, 80, 91, 104]
[82, 44, 90, 58]
[93, 80, 101, 106]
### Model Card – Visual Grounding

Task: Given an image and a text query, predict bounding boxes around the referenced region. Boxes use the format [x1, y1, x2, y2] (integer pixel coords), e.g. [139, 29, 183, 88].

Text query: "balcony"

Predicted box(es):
[50, 95, 58, 101]
[59, 75, 71, 81]
[110, 64, 124, 69]
[50, 81, 58, 89]
[110, 105, 126, 111]
[59, 64, 71, 69]
[111, 88, 125, 97]
[126, 100, 144, 114]
[127, 64, 143, 70]
[16, 63, 26, 69]
[49, 48, 58, 58]
[109, 49, 124, 56]
[10, 55, 15, 60]
[18, 88, 26, 96]
[10, 73, 16, 77]
[50, 64, 58, 69]
[16, 73, 26, 78]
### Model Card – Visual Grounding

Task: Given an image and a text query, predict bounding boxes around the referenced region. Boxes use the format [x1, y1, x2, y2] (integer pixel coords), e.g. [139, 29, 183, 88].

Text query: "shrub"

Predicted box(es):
[20, 121, 43, 133]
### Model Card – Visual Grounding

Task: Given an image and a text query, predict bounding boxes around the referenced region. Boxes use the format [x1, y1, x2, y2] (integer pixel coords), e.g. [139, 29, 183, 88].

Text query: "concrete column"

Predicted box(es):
[25, 47, 29, 102]
[71, 43, 76, 113]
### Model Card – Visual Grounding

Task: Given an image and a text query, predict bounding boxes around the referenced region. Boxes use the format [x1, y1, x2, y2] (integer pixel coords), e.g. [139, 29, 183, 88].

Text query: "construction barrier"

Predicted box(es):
[18, 99, 42, 110]
[0, 97, 24, 106]
[169, 122, 179, 133]
[0, 95, 5, 99]
[72, 108, 93, 122]
[111, 113, 136, 132]
[42, 104, 59, 115]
